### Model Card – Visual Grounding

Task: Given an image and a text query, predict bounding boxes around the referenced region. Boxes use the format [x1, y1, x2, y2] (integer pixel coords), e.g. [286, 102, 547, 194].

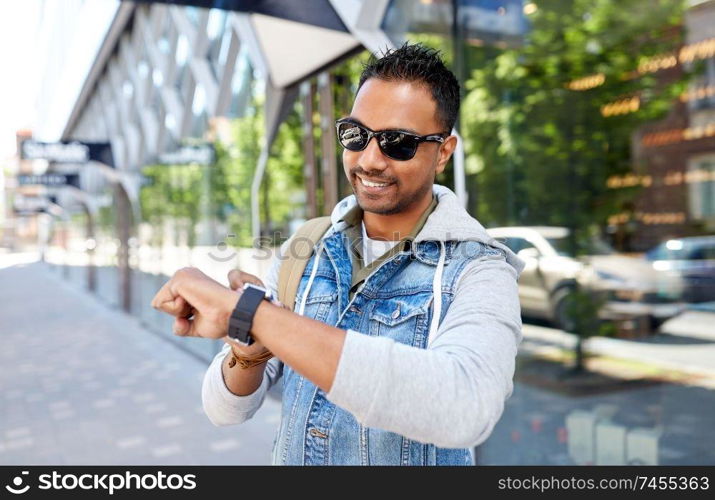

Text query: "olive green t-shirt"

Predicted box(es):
[339, 194, 438, 302]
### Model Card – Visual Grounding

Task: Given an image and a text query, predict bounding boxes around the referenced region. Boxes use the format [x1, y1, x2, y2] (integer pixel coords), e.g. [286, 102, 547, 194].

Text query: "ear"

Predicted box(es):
[435, 135, 458, 175]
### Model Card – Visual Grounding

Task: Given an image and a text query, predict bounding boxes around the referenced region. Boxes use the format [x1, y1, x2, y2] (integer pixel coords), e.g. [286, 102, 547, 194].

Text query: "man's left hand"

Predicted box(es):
[150, 267, 239, 340]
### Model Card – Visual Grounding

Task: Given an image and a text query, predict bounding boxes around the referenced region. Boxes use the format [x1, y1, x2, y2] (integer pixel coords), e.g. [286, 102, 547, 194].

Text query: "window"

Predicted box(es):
[688, 156, 715, 220]
[504, 236, 537, 253]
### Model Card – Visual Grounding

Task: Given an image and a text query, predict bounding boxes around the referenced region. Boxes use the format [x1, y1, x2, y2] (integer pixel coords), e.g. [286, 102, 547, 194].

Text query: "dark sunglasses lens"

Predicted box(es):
[337, 122, 368, 151]
[379, 131, 418, 160]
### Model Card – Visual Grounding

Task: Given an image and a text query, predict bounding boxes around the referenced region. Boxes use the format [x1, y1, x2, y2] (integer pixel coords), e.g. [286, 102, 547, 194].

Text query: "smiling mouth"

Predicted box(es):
[356, 175, 395, 189]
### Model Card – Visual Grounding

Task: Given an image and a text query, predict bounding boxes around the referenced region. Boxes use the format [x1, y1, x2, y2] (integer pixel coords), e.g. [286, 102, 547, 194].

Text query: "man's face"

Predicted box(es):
[342, 78, 456, 215]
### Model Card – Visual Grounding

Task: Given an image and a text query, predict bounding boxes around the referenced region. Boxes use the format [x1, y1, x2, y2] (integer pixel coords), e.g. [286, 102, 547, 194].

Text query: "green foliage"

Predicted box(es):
[212, 89, 307, 247]
[140, 162, 206, 247]
[462, 0, 688, 234]
[265, 105, 309, 236]
[211, 105, 264, 247]
[565, 284, 613, 337]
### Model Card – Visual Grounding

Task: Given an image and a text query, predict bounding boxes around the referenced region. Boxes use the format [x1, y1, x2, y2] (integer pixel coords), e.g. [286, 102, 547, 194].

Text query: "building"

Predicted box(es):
[609, 0, 715, 251]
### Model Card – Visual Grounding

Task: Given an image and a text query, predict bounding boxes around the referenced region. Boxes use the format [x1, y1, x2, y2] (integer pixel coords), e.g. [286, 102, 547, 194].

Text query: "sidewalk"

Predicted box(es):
[0, 257, 281, 465]
[520, 312, 715, 383]
[487, 317, 715, 465]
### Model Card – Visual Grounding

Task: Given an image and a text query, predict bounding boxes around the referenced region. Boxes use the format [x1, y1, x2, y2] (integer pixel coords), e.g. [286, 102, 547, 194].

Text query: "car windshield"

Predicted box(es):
[546, 235, 615, 257]
[646, 241, 715, 261]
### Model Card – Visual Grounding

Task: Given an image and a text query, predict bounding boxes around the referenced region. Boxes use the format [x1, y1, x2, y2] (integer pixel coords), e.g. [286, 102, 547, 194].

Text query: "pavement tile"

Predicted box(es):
[0, 261, 281, 465]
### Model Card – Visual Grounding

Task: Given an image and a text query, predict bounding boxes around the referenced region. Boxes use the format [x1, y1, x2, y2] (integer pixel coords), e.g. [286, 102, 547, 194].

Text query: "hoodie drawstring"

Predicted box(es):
[427, 240, 446, 348]
[298, 243, 323, 316]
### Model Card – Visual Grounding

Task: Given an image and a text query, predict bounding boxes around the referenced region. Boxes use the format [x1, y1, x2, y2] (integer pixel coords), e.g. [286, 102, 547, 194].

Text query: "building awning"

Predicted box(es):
[131, 0, 350, 32]
[132, 0, 362, 89]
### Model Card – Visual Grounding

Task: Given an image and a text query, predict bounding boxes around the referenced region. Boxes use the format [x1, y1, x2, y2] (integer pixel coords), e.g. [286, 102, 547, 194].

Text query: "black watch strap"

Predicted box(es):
[228, 285, 267, 345]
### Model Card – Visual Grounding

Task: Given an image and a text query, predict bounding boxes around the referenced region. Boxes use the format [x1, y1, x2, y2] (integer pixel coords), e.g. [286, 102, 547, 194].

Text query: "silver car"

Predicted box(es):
[487, 226, 686, 331]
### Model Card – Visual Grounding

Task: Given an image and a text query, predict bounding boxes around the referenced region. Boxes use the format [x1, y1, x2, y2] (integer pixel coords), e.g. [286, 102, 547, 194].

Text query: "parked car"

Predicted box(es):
[645, 236, 715, 304]
[486, 226, 685, 331]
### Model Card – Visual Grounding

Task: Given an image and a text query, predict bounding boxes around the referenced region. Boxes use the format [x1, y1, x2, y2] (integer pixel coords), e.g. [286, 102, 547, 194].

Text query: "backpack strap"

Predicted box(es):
[277, 216, 332, 312]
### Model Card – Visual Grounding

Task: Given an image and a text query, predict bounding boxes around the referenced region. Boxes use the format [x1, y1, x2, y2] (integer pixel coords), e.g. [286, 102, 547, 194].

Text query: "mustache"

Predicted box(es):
[351, 170, 396, 183]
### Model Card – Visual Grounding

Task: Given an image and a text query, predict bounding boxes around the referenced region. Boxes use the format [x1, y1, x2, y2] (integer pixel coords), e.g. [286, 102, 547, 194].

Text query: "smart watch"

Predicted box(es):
[227, 283, 273, 346]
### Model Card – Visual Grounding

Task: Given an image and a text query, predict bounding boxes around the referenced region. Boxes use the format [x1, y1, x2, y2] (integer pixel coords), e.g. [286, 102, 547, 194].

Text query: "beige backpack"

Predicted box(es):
[276, 216, 332, 312]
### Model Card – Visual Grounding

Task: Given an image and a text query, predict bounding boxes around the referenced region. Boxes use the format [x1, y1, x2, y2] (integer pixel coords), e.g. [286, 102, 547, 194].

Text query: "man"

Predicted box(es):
[151, 43, 525, 466]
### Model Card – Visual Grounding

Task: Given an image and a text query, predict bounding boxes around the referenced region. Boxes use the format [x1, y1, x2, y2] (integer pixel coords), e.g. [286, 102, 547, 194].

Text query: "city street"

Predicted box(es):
[488, 311, 715, 465]
[1, 252, 714, 465]
[0, 253, 281, 465]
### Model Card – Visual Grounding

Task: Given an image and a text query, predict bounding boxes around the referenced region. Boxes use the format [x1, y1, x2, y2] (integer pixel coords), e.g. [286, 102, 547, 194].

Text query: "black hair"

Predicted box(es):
[357, 42, 460, 133]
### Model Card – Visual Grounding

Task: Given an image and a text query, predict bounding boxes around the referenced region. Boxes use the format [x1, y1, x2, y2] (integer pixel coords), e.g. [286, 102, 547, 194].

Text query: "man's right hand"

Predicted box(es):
[225, 270, 272, 357]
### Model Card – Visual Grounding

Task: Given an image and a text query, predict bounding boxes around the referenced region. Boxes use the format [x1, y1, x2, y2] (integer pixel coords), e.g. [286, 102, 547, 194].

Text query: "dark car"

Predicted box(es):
[645, 236, 715, 303]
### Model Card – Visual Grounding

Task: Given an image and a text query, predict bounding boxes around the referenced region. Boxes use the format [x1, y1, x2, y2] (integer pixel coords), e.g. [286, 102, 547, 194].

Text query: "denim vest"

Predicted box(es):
[271, 228, 494, 465]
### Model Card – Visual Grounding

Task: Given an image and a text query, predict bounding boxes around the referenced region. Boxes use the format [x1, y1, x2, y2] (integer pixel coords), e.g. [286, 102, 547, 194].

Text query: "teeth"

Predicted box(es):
[360, 177, 389, 187]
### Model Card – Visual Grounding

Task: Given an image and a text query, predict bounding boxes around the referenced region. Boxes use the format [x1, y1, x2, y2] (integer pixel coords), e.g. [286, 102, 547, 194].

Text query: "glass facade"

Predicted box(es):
[206, 8, 230, 80]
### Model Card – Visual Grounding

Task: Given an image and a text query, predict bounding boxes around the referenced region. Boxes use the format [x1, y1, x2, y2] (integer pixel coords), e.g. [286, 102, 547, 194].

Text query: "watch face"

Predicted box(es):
[243, 282, 272, 300]
[243, 283, 265, 291]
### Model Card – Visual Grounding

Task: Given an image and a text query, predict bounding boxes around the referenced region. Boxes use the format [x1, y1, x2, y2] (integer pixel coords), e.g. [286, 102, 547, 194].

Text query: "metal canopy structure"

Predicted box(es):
[63, 0, 468, 253]
[132, 0, 351, 33]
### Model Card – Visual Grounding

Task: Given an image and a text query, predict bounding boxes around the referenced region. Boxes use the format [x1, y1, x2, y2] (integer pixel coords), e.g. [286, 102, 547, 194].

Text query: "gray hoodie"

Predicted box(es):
[202, 184, 525, 449]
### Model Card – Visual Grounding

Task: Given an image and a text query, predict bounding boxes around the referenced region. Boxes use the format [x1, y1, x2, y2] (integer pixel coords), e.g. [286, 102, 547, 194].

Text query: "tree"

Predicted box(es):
[461, 0, 689, 371]
[210, 88, 307, 248]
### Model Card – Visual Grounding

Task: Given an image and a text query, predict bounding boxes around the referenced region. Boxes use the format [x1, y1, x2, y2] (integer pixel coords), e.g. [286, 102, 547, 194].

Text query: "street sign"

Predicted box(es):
[156, 144, 215, 165]
[20, 140, 114, 167]
[17, 174, 80, 188]
[13, 195, 49, 213]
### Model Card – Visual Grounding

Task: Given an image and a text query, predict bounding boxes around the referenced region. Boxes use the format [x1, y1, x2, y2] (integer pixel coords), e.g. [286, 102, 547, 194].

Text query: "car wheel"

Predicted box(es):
[553, 287, 577, 332]
[649, 316, 668, 332]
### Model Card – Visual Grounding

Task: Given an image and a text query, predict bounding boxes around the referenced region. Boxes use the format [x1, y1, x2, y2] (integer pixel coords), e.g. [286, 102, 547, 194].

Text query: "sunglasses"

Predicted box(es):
[335, 118, 446, 161]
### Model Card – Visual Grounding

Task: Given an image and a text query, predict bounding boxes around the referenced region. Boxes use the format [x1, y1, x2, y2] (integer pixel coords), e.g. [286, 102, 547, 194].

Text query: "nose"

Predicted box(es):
[358, 134, 389, 171]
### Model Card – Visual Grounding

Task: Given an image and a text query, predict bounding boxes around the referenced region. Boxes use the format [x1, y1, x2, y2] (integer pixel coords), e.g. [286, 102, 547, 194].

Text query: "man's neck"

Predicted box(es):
[362, 191, 434, 241]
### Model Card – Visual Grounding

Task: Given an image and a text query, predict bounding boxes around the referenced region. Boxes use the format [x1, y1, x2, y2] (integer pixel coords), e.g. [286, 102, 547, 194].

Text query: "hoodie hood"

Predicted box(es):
[328, 183, 525, 278]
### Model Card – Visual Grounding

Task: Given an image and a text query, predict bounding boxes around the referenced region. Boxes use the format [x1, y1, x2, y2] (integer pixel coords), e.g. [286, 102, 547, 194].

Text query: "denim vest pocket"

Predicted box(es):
[300, 291, 338, 323]
[368, 292, 432, 347]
